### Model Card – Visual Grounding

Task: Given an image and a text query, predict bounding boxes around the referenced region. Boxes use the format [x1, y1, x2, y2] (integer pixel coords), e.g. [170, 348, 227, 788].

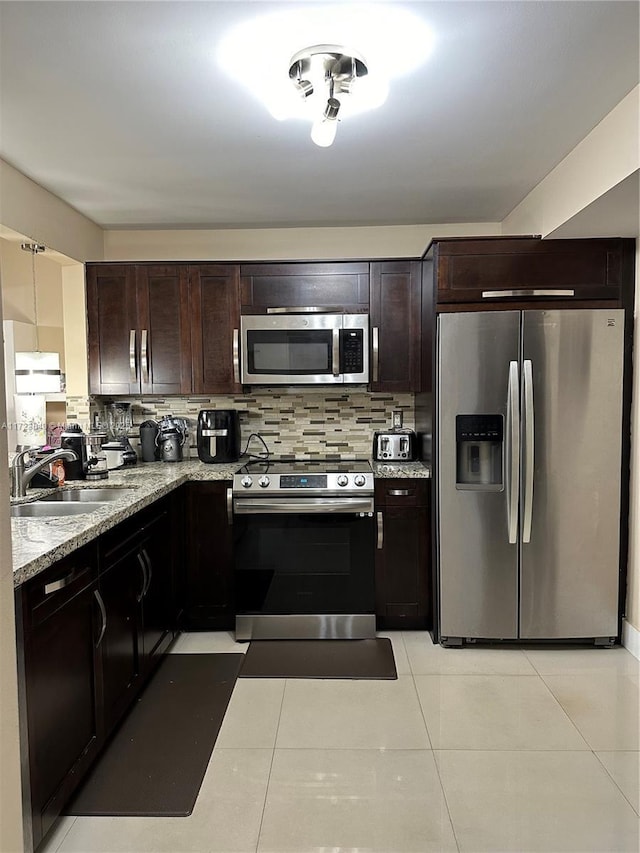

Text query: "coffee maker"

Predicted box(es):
[197, 410, 240, 463]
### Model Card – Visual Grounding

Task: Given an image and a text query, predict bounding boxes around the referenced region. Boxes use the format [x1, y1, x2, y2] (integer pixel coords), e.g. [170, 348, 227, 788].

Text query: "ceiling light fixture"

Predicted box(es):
[289, 44, 367, 147]
[217, 4, 434, 142]
[15, 242, 62, 395]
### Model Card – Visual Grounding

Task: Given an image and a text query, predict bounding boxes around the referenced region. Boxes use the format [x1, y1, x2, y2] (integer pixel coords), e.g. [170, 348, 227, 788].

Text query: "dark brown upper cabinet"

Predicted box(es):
[86, 264, 192, 395]
[428, 237, 631, 310]
[87, 263, 241, 396]
[369, 261, 421, 392]
[240, 262, 369, 314]
[190, 264, 242, 395]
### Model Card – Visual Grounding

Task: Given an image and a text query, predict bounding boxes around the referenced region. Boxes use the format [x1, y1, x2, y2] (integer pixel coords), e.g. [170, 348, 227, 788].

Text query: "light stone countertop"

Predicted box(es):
[10, 457, 431, 587]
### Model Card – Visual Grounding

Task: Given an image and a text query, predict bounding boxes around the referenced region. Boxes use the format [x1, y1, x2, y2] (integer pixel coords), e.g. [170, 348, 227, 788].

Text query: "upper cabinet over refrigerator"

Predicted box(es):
[436, 309, 625, 645]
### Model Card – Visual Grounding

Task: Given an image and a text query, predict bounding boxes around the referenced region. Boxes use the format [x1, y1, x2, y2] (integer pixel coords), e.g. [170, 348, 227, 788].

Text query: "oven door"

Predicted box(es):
[233, 497, 375, 639]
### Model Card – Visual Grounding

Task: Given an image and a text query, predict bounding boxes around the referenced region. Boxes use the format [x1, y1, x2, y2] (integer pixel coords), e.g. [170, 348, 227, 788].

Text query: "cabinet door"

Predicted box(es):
[19, 560, 102, 849]
[375, 479, 431, 630]
[99, 549, 142, 734]
[370, 261, 421, 392]
[137, 265, 192, 394]
[138, 509, 175, 669]
[433, 237, 628, 306]
[184, 481, 235, 629]
[190, 265, 242, 394]
[240, 262, 370, 314]
[86, 263, 139, 394]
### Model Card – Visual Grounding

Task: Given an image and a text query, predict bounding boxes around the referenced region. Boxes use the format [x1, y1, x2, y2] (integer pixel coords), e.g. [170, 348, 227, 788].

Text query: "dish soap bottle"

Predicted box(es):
[51, 459, 66, 486]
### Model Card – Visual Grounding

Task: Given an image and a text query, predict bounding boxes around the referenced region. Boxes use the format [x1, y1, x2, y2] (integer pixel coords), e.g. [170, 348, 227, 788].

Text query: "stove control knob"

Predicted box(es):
[337, 475, 349, 487]
[258, 476, 270, 488]
[354, 474, 366, 487]
[241, 475, 253, 488]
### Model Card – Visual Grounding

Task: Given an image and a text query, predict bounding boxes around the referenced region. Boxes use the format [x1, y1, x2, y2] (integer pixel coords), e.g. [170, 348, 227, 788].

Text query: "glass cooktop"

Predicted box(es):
[236, 457, 372, 475]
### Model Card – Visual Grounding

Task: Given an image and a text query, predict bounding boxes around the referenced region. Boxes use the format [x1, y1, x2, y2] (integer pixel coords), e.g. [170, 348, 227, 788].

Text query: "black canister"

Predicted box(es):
[139, 420, 160, 462]
[60, 424, 88, 480]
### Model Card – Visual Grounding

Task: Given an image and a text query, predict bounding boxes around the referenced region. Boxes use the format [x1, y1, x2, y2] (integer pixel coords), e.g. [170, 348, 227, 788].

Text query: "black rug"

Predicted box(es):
[239, 638, 397, 679]
[66, 653, 243, 817]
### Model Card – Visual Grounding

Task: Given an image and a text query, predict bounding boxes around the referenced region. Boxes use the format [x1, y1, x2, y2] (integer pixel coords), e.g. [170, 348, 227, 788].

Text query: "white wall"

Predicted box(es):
[103, 222, 502, 262]
[0, 282, 24, 852]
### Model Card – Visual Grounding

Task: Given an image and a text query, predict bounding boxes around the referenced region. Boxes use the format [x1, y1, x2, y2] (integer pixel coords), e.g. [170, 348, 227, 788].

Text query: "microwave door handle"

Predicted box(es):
[232, 328, 240, 384]
[332, 329, 340, 377]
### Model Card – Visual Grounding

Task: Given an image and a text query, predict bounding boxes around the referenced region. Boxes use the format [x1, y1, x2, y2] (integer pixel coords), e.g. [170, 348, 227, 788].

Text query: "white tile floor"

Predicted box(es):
[42, 632, 640, 853]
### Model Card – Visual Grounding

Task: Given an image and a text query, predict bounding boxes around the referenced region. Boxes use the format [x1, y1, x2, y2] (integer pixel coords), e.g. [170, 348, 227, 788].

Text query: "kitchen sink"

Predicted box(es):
[39, 488, 137, 503]
[11, 502, 106, 518]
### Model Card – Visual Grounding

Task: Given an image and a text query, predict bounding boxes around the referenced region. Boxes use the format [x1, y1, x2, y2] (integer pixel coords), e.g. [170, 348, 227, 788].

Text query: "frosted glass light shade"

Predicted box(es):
[15, 351, 62, 394]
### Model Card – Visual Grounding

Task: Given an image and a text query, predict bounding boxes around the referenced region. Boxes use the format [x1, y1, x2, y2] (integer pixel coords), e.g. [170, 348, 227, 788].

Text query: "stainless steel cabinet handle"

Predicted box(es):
[388, 489, 411, 497]
[141, 547, 152, 596]
[372, 327, 379, 382]
[44, 572, 75, 595]
[94, 589, 107, 647]
[232, 329, 240, 384]
[129, 330, 137, 382]
[136, 552, 148, 601]
[506, 361, 520, 545]
[141, 329, 149, 384]
[227, 488, 233, 525]
[482, 289, 575, 299]
[332, 329, 340, 377]
[376, 511, 384, 549]
[522, 359, 535, 543]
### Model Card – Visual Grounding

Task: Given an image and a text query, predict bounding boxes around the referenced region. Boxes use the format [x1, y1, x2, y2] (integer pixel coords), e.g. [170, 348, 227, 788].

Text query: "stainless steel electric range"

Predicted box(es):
[231, 458, 375, 640]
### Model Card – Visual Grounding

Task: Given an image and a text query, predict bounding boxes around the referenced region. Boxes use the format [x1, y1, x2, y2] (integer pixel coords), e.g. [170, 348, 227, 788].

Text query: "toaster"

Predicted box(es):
[373, 430, 418, 461]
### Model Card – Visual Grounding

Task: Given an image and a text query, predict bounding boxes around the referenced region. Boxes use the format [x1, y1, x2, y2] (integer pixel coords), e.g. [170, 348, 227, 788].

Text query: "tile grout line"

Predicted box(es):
[403, 633, 461, 852]
[591, 751, 640, 818]
[253, 678, 288, 852]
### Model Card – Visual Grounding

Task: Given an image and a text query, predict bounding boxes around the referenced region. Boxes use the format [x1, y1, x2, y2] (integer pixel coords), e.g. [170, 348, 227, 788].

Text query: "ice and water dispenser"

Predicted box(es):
[455, 414, 503, 490]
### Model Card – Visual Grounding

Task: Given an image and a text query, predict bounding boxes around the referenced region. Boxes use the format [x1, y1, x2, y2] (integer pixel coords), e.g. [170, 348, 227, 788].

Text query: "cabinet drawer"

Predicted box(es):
[375, 479, 429, 507]
[25, 545, 98, 627]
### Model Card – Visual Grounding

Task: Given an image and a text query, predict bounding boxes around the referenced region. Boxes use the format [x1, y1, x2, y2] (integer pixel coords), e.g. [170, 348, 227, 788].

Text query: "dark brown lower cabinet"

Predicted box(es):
[375, 479, 431, 630]
[183, 481, 235, 630]
[16, 545, 102, 852]
[17, 497, 180, 852]
[183, 480, 235, 630]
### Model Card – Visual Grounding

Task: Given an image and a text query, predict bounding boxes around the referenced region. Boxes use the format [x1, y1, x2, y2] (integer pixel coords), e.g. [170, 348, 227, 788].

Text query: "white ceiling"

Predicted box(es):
[0, 1, 638, 231]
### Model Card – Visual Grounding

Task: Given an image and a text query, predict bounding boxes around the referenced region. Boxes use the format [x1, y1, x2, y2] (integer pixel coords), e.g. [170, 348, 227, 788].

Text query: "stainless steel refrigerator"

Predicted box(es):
[436, 309, 625, 645]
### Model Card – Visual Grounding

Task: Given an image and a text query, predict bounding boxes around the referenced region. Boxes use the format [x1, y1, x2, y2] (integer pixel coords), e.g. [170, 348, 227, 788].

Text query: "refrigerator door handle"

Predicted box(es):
[522, 359, 535, 543]
[506, 360, 520, 544]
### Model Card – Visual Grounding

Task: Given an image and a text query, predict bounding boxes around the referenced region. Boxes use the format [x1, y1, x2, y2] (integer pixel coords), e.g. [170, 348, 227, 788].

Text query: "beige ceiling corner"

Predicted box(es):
[0, 159, 104, 262]
[502, 86, 640, 239]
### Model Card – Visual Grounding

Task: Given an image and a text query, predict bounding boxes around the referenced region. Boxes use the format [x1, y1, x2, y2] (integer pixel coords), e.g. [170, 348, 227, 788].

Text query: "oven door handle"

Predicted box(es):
[233, 497, 375, 515]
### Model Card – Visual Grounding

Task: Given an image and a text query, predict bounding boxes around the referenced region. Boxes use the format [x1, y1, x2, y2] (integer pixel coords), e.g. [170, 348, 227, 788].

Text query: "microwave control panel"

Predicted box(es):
[340, 329, 364, 373]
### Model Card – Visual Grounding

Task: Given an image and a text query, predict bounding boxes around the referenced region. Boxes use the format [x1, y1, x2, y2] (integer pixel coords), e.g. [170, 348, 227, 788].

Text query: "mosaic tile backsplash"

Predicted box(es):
[66, 391, 415, 460]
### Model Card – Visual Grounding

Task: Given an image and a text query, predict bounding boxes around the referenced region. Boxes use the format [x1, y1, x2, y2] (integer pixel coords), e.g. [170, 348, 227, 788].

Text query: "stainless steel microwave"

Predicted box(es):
[240, 311, 369, 385]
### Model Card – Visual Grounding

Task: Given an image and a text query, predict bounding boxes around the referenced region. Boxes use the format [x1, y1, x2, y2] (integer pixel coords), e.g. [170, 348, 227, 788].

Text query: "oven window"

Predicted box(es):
[234, 514, 374, 614]
[247, 330, 333, 375]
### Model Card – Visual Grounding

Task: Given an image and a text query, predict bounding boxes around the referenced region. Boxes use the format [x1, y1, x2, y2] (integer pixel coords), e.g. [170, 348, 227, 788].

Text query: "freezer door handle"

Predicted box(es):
[506, 360, 520, 544]
[522, 359, 535, 543]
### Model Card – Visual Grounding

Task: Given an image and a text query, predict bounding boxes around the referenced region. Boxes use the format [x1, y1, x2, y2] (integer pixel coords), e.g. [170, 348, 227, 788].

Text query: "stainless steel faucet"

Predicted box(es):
[10, 448, 78, 498]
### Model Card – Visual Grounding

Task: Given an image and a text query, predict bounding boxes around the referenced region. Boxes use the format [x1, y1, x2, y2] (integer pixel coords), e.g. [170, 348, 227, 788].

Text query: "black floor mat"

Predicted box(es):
[66, 653, 243, 817]
[239, 638, 397, 679]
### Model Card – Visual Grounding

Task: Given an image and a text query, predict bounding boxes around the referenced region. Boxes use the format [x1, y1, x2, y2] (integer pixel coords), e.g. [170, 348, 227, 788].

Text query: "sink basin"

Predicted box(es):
[11, 502, 106, 518]
[39, 488, 136, 503]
